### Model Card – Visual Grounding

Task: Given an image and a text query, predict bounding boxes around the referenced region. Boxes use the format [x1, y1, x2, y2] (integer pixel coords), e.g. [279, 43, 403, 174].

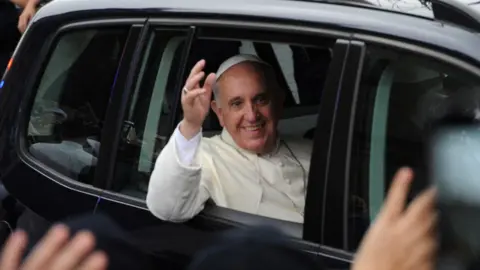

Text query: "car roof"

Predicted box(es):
[33, 0, 434, 21]
[32, 0, 471, 18]
[361, 0, 475, 18]
[345, 0, 480, 19]
[31, 0, 480, 66]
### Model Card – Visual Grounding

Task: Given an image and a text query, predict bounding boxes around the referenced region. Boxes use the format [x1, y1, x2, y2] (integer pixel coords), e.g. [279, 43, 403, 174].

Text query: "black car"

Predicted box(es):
[1, 0, 480, 268]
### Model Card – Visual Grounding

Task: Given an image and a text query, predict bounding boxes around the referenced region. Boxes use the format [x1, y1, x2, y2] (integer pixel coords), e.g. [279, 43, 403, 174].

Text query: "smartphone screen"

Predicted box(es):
[430, 123, 480, 270]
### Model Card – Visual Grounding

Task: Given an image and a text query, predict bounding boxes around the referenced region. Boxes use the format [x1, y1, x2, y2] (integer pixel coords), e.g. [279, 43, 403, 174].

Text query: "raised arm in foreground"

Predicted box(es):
[146, 60, 216, 222]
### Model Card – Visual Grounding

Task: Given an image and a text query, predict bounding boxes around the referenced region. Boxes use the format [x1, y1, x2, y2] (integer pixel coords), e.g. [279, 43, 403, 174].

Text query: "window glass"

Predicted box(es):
[27, 28, 129, 185]
[111, 32, 334, 222]
[348, 45, 480, 250]
[111, 30, 187, 197]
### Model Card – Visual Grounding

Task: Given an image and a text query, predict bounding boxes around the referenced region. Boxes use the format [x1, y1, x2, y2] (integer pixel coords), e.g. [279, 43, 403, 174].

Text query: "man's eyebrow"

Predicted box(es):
[228, 96, 242, 104]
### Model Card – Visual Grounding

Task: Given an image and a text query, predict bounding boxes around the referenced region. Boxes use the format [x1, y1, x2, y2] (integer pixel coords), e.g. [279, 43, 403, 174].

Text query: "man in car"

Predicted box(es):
[147, 54, 312, 223]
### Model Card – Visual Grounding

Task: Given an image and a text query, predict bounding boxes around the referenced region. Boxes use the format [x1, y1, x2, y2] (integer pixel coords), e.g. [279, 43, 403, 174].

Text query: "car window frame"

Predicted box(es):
[94, 15, 352, 253]
[325, 31, 480, 253]
[16, 18, 146, 197]
[94, 24, 194, 202]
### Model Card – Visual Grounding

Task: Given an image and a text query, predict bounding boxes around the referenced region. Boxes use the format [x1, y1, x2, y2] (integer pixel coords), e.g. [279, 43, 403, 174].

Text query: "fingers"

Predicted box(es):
[18, 13, 31, 33]
[184, 72, 205, 92]
[49, 231, 96, 270]
[187, 60, 206, 82]
[18, 17, 26, 33]
[22, 224, 70, 270]
[183, 89, 207, 105]
[404, 187, 437, 225]
[77, 251, 109, 270]
[379, 167, 414, 220]
[189, 59, 206, 77]
[183, 73, 215, 102]
[22, 226, 107, 270]
[0, 230, 28, 270]
[404, 212, 438, 253]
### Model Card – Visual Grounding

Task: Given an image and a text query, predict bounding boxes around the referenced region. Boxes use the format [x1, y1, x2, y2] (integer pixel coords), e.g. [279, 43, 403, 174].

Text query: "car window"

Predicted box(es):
[111, 30, 188, 197]
[109, 29, 335, 225]
[347, 45, 480, 250]
[26, 28, 129, 185]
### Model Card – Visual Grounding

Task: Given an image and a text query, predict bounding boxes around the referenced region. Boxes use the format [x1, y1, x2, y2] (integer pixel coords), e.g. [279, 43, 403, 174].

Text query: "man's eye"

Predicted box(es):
[231, 101, 242, 108]
[256, 96, 269, 105]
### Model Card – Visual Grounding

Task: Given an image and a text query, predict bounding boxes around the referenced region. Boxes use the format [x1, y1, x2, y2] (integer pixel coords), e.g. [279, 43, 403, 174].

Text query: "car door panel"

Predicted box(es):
[305, 39, 354, 268]
[94, 196, 215, 269]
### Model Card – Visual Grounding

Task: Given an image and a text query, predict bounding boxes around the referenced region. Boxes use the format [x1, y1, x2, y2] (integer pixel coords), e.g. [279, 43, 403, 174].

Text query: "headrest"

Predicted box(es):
[215, 54, 271, 81]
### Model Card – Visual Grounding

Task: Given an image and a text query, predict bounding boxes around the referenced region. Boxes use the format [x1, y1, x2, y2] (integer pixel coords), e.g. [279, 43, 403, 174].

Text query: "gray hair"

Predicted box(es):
[213, 82, 221, 104]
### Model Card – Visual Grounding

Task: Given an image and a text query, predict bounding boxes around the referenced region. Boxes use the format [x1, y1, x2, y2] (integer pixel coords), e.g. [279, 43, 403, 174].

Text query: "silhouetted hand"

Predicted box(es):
[353, 167, 437, 270]
[18, 4, 36, 33]
[0, 224, 108, 270]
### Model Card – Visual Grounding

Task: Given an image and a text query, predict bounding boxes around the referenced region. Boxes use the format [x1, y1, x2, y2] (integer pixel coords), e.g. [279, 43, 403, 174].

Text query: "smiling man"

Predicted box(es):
[146, 54, 312, 223]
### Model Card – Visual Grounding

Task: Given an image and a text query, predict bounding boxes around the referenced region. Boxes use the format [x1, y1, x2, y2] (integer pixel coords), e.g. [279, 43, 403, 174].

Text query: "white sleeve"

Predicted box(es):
[174, 124, 202, 166]
[146, 123, 210, 223]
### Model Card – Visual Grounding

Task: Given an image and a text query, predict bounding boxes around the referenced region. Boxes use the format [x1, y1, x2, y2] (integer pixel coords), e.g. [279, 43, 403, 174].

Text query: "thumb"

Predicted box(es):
[377, 167, 414, 221]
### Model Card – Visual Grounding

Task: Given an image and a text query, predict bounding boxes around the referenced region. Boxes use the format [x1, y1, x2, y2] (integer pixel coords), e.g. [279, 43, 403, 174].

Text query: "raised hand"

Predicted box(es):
[0, 225, 108, 270]
[352, 167, 437, 270]
[180, 59, 216, 139]
[18, 3, 37, 34]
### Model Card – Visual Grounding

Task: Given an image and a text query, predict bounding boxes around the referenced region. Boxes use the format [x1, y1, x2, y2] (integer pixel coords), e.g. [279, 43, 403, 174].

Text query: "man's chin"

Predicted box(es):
[240, 139, 270, 154]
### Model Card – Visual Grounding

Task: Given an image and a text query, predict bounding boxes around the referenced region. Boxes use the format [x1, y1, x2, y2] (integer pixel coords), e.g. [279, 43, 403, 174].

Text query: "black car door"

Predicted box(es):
[92, 23, 203, 269]
[93, 15, 354, 269]
[323, 23, 480, 261]
[0, 18, 145, 223]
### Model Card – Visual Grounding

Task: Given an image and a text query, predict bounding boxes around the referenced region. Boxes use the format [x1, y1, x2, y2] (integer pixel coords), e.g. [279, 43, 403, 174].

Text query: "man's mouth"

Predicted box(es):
[243, 123, 265, 131]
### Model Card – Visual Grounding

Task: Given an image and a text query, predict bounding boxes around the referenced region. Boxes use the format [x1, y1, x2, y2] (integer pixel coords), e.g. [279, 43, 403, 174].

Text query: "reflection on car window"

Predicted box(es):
[27, 28, 129, 185]
[348, 46, 480, 250]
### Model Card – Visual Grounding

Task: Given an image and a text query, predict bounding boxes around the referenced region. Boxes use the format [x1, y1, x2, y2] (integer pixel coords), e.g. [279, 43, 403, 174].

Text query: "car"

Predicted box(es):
[1, 0, 480, 268]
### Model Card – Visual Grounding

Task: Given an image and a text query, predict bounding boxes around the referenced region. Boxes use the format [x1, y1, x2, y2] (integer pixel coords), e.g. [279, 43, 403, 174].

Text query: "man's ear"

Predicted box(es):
[211, 100, 224, 127]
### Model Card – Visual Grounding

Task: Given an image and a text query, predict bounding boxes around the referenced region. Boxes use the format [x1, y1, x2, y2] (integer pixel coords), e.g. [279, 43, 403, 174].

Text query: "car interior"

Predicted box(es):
[27, 29, 129, 185]
[25, 29, 336, 224]
[349, 50, 476, 249]
[118, 37, 333, 199]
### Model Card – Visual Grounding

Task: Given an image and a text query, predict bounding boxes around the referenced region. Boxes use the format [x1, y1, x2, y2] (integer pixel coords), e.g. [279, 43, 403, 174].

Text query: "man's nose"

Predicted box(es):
[244, 104, 259, 122]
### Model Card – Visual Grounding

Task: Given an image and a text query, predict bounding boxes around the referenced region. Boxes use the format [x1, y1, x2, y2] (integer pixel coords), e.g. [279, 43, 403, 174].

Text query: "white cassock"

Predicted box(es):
[146, 122, 312, 223]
